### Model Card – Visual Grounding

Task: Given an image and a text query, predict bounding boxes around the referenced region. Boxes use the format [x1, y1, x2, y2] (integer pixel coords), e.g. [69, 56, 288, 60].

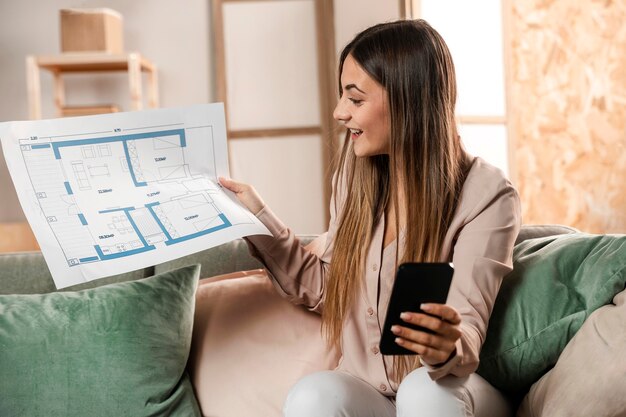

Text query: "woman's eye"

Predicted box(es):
[348, 98, 362, 105]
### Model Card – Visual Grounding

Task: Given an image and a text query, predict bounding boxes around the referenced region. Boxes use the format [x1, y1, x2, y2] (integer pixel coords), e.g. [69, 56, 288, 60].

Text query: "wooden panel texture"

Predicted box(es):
[510, 0, 626, 233]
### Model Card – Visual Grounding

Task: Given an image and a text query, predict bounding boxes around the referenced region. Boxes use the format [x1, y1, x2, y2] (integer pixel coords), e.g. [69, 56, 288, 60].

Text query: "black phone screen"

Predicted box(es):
[379, 262, 454, 355]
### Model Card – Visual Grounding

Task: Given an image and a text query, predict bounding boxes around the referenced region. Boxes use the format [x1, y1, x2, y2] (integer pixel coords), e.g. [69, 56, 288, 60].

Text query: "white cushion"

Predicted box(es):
[189, 269, 340, 417]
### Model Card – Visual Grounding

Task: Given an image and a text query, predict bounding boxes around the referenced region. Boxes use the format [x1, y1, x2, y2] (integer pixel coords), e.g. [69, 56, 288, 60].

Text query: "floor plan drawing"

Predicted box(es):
[1, 104, 270, 288]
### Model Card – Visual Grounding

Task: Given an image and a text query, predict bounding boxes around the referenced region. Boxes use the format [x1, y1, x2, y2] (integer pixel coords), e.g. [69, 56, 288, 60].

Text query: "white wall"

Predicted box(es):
[334, 0, 399, 55]
[0, 0, 211, 221]
[223, 0, 399, 234]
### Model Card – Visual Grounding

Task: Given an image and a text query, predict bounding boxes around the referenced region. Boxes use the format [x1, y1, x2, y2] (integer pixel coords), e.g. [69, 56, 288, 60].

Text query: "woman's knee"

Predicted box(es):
[283, 371, 351, 417]
[283, 371, 395, 417]
[396, 367, 469, 417]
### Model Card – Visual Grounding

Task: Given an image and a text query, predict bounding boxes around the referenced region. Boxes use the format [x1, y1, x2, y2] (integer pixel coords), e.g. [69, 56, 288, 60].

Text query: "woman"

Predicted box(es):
[220, 19, 521, 417]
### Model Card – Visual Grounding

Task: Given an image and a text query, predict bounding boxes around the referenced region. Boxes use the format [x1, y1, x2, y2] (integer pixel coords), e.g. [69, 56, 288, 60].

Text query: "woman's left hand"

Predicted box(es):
[391, 303, 462, 366]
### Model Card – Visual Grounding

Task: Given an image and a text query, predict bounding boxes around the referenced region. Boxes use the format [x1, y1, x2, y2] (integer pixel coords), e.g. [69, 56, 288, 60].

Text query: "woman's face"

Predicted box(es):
[333, 54, 391, 157]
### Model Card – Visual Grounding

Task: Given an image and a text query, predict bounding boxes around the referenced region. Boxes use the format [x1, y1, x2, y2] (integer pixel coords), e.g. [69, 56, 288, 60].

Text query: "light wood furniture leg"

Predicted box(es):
[53, 72, 66, 117]
[128, 53, 143, 110]
[26, 56, 42, 120]
[148, 67, 159, 108]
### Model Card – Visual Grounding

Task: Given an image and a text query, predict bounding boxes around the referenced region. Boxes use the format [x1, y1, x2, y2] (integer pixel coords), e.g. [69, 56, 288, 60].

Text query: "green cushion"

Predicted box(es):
[0, 265, 201, 417]
[477, 233, 626, 397]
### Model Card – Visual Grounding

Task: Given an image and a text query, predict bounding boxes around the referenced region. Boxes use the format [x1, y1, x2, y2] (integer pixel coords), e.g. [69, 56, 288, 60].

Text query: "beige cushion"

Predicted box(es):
[517, 288, 626, 417]
[189, 269, 340, 417]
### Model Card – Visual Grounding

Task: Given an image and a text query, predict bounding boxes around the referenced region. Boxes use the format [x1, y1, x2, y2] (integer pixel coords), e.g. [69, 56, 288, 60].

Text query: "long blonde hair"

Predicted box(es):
[322, 19, 471, 380]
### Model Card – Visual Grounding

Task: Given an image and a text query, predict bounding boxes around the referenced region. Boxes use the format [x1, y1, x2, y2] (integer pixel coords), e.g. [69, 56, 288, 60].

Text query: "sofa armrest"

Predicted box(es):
[154, 234, 318, 278]
[0, 251, 152, 295]
[515, 224, 579, 246]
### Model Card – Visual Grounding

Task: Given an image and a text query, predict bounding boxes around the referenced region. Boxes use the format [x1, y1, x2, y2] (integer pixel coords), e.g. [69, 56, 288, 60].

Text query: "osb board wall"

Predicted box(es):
[509, 0, 626, 233]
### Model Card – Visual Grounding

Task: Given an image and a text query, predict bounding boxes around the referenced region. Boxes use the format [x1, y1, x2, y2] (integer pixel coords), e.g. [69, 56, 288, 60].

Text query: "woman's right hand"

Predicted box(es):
[218, 177, 266, 216]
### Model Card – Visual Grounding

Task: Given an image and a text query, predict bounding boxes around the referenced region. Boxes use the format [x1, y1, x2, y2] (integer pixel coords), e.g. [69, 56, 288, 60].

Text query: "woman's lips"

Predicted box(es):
[349, 128, 363, 140]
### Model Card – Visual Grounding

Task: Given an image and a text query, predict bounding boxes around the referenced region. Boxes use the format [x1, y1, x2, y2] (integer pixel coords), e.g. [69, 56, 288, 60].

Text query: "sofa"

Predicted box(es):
[1, 224, 625, 417]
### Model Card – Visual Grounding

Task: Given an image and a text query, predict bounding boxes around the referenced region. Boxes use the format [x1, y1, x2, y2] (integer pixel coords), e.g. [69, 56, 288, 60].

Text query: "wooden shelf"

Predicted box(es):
[60, 105, 120, 117]
[34, 52, 157, 73]
[26, 51, 159, 119]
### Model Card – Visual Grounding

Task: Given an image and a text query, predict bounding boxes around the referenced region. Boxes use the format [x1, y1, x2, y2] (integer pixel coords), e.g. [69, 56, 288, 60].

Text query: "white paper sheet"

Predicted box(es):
[0, 103, 270, 289]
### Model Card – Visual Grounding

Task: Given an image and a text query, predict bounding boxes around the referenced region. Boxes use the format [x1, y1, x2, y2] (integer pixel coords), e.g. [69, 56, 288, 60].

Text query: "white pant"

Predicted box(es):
[283, 368, 512, 417]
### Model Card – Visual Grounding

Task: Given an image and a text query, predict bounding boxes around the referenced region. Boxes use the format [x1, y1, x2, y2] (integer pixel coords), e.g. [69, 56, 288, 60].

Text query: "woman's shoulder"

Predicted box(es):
[463, 156, 514, 194]
[456, 156, 519, 218]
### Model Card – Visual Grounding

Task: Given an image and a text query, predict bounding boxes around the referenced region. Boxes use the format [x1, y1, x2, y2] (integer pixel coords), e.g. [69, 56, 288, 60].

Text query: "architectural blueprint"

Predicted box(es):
[0, 103, 270, 288]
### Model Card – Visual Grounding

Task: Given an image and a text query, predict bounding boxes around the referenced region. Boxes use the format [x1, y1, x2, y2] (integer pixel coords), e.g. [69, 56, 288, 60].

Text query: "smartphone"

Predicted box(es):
[379, 262, 454, 355]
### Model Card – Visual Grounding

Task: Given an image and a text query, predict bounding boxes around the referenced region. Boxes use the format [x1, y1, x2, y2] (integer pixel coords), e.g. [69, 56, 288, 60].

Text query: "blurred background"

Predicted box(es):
[0, 0, 624, 253]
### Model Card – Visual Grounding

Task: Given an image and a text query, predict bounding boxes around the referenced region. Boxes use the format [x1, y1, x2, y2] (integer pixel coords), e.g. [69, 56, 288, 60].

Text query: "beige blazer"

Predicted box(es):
[246, 157, 522, 396]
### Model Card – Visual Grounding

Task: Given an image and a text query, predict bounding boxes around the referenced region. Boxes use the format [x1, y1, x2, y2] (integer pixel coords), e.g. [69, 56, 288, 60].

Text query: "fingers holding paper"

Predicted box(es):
[218, 177, 265, 216]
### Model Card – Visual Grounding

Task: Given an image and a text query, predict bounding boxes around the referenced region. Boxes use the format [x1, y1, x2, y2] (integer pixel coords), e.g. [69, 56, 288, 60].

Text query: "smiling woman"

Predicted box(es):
[219, 19, 522, 417]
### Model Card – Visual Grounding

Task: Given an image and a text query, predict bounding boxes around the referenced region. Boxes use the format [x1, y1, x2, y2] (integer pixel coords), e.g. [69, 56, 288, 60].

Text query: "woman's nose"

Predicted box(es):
[333, 99, 350, 123]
